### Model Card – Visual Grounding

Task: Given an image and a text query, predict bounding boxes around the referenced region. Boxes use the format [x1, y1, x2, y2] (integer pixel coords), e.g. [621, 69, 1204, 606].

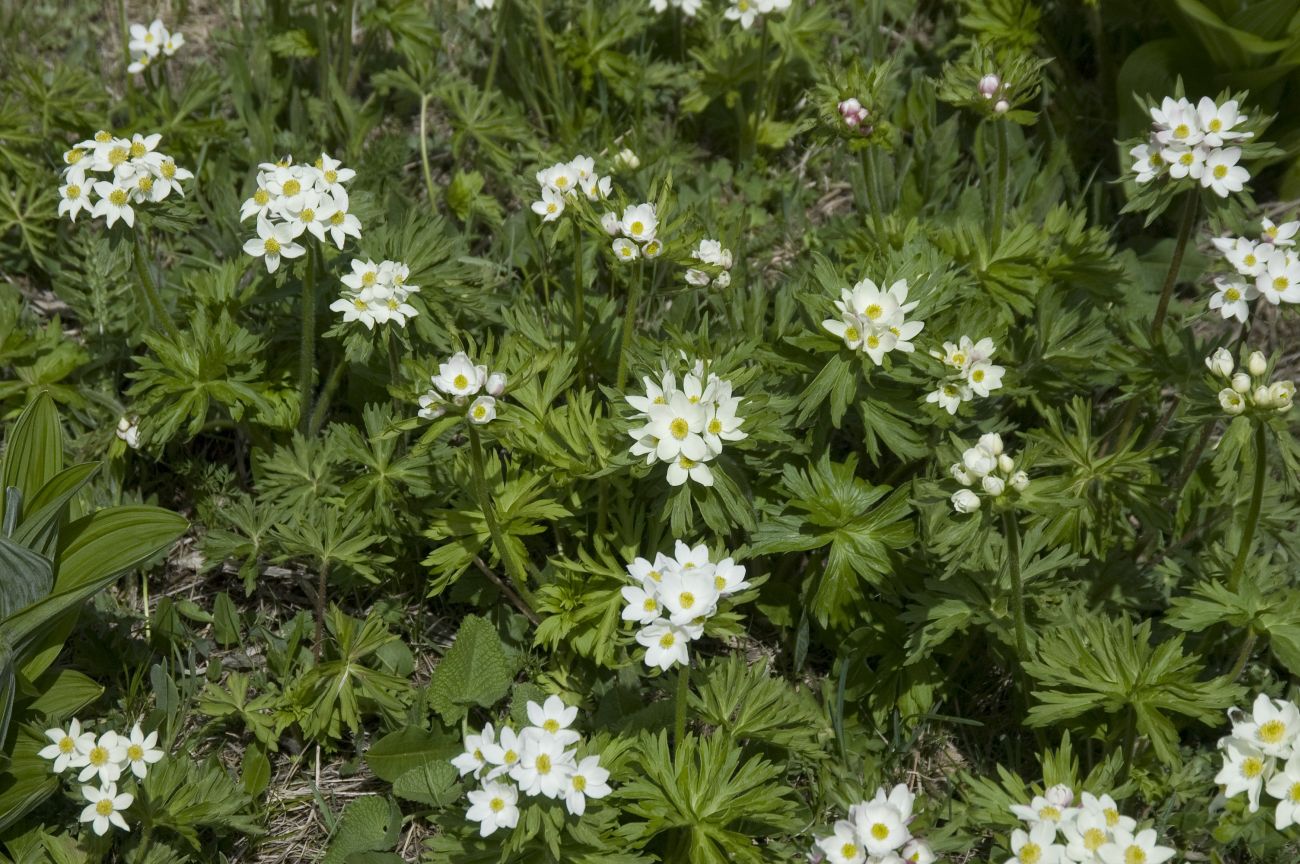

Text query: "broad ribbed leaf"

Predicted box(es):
[0, 393, 62, 525]
[0, 538, 52, 619]
[11, 462, 97, 560]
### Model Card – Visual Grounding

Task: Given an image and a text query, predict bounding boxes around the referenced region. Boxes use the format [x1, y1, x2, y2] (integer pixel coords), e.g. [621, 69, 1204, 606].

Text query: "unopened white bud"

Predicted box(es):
[1231, 373, 1252, 394]
[951, 489, 981, 514]
[1010, 470, 1030, 492]
[997, 453, 1015, 474]
[1270, 380, 1295, 410]
[1205, 347, 1234, 378]
[978, 432, 1004, 456]
[486, 372, 507, 397]
[601, 211, 620, 236]
[1248, 351, 1267, 377]
[1045, 784, 1074, 808]
[951, 464, 973, 486]
[982, 475, 1005, 496]
[994, 99, 1010, 114]
[978, 74, 1001, 99]
[1253, 385, 1273, 408]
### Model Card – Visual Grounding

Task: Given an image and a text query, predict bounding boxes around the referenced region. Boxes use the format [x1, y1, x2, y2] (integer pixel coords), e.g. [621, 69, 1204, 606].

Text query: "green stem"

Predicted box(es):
[132, 236, 181, 341]
[573, 233, 586, 364]
[674, 659, 690, 748]
[467, 424, 538, 612]
[475, 3, 504, 119]
[419, 93, 436, 208]
[1227, 631, 1258, 681]
[298, 246, 318, 433]
[312, 559, 331, 662]
[615, 261, 644, 393]
[307, 358, 347, 437]
[1150, 191, 1199, 348]
[990, 119, 1010, 252]
[859, 148, 887, 242]
[1228, 421, 1267, 592]
[1119, 707, 1137, 784]
[338, 0, 355, 87]
[1002, 509, 1029, 661]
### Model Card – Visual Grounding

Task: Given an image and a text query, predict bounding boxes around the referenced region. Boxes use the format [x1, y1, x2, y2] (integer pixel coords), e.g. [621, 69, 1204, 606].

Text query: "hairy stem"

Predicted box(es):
[1150, 192, 1199, 347]
[308, 359, 348, 437]
[615, 261, 644, 393]
[298, 246, 318, 433]
[132, 235, 181, 341]
[1227, 631, 1258, 682]
[312, 559, 332, 662]
[1003, 509, 1029, 661]
[573, 233, 586, 365]
[860, 148, 887, 243]
[1119, 707, 1137, 784]
[467, 424, 538, 611]
[419, 93, 436, 208]
[1228, 421, 1267, 592]
[674, 659, 690, 749]
[990, 119, 1010, 252]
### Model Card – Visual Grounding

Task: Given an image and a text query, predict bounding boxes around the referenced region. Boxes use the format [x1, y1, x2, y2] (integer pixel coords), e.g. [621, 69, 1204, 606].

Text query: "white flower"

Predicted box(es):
[433, 353, 486, 398]
[982, 475, 1006, 496]
[1078, 792, 1136, 834]
[978, 432, 1004, 456]
[79, 782, 133, 835]
[452, 722, 496, 778]
[901, 838, 937, 864]
[817, 820, 866, 864]
[1061, 808, 1111, 862]
[1005, 823, 1064, 864]
[967, 360, 1005, 396]
[1130, 142, 1163, 184]
[642, 238, 664, 259]
[564, 755, 611, 816]
[1247, 351, 1268, 377]
[243, 216, 305, 273]
[636, 619, 692, 669]
[1010, 470, 1030, 492]
[614, 148, 640, 170]
[1255, 250, 1300, 304]
[514, 732, 575, 799]
[725, 0, 761, 28]
[1097, 829, 1175, 864]
[531, 187, 566, 221]
[115, 416, 141, 449]
[90, 181, 135, 228]
[122, 724, 163, 779]
[1237, 693, 1300, 757]
[465, 780, 520, 836]
[330, 295, 378, 329]
[666, 453, 713, 487]
[1262, 217, 1298, 247]
[77, 730, 126, 784]
[1265, 753, 1300, 831]
[467, 395, 497, 425]
[1010, 794, 1074, 830]
[482, 726, 525, 779]
[1209, 278, 1254, 322]
[962, 445, 997, 478]
[536, 161, 578, 195]
[58, 168, 93, 222]
[1215, 236, 1268, 277]
[1196, 97, 1250, 147]
[658, 566, 721, 626]
[612, 237, 640, 261]
[1219, 388, 1246, 415]
[38, 719, 93, 774]
[1161, 145, 1205, 180]
[1152, 97, 1201, 146]
[527, 696, 579, 739]
[926, 383, 969, 415]
[128, 19, 165, 57]
[712, 557, 750, 595]
[621, 584, 662, 624]
[1215, 736, 1272, 811]
[601, 211, 620, 235]
[1202, 147, 1249, 197]
[851, 801, 909, 856]
[620, 203, 658, 242]
[1270, 380, 1295, 412]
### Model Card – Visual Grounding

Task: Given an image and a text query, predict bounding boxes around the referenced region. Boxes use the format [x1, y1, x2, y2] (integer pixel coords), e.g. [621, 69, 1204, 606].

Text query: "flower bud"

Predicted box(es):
[1219, 388, 1245, 415]
[601, 211, 620, 236]
[685, 268, 710, 287]
[714, 271, 731, 289]
[1045, 784, 1074, 808]
[982, 475, 1006, 496]
[615, 148, 640, 170]
[1010, 470, 1030, 492]
[486, 372, 507, 397]
[963, 446, 997, 477]
[1253, 385, 1273, 408]
[467, 395, 497, 425]
[1231, 373, 1251, 393]
[951, 488, 981, 514]
[902, 840, 937, 864]
[1205, 347, 1234, 378]
[950, 464, 972, 486]
[978, 74, 1001, 99]
[843, 112, 860, 128]
[1270, 380, 1295, 410]
[838, 97, 862, 116]
[997, 453, 1015, 474]
[994, 99, 1010, 114]
[978, 432, 1004, 456]
[1248, 351, 1267, 377]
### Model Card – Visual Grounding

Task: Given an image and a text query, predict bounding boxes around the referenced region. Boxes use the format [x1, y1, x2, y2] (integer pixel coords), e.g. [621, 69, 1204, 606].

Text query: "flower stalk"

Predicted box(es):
[1228, 420, 1267, 592]
[615, 261, 645, 393]
[1149, 191, 1199, 348]
[674, 659, 690, 749]
[990, 118, 1010, 252]
[467, 424, 538, 612]
[298, 245, 318, 433]
[132, 235, 181, 342]
[1002, 509, 1029, 661]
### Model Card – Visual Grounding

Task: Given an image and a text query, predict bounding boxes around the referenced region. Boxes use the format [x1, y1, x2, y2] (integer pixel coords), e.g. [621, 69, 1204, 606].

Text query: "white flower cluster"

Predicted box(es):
[328, 259, 419, 329]
[649, 0, 702, 15]
[531, 155, 612, 222]
[127, 18, 184, 74]
[614, 148, 640, 171]
[38, 719, 163, 836]
[837, 97, 874, 135]
[1130, 96, 1252, 197]
[59, 131, 192, 228]
[451, 696, 612, 836]
[823, 278, 925, 365]
[814, 784, 935, 864]
[726, 0, 790, 29]
[1004, 785, 1175, 864]
[684, 239, 734, 288]
[626, 359, 747, 487]
[240, 154, 362, 273]
[1215, 693, 1300, 829]
[417, 352, 507, 425]
[621, 540, 750, 671]
[949, 433, 1028, 514]
[1205, 348, 1294, 416]
[1209, 217, 1300, 320]
[604, 203, 663, 261]
[926, 335, 1005, 414]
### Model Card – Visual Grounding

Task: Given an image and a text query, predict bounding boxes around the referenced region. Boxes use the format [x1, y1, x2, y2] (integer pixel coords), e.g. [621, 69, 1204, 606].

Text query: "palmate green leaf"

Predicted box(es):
[618, 731, 802, 864]
[1024, 614, 1244, 765]
[752, 454, 913, 628]
[427, 614, 515, 725]
[195, 671, 283, 751]
[133, 755, 262, 852]
[534, 545, 628, 667]
[692, 655, 829, 761]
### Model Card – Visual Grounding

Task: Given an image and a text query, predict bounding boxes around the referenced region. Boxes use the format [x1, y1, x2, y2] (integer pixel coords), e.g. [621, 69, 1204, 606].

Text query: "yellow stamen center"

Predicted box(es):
[453, 374, 469, 390]
[643, 598, 657, 612]
[325, 169, 338, 183]
[1209, 118, 1222, 132]
[489, 797, 505, 812]
[1019, 843, 1042, 864]
[130, 141, 147, 158]
[66, 184, 81, 198]
[1214, 165, 1228, 179]
[630, 220, 644, 234]
[1259, 720, 1287, 744]
[109, 189, 128, 206]
[264, 237, 281, 254]
[573, 774, 587, 791]
[1125, 847, 1146, 864]
[95, 130, 112, 143]
[659, 631, 676, 648]
[536, 754, 552, 774]
[679, 592, 695, 609]
[708, 418, 722, 434]
[59, 737, 75, 753]
[282, 179, 301, 196]
[669, 418, 689, 439]
[1225, 287, 1241, 301]
[331, 211, 346, 225]
[865, 303, 882, 320]
[96, 799, 114, 816]
[109, 147, 128, 166]
[870, 824, 890, 841]
[66, 149, 84, 164]
[254, 189, 270, 205]
[842, 844, 859, 859]
[127, 744, 144, 761]
[1104, 808, 1119, 827]
[89, 746, 108, 766]
[301, 208, 315, 221]
[1243, 757, 1264, 778]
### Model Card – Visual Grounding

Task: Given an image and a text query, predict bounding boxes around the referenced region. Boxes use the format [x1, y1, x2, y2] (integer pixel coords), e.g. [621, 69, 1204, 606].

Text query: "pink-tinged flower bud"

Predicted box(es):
[838, 97, 862, 117]
[978, 74, 1001, 99]
[994, 99, 1010, 114]
[486, 372, 507, 397]
[843, 113, 860, 128]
